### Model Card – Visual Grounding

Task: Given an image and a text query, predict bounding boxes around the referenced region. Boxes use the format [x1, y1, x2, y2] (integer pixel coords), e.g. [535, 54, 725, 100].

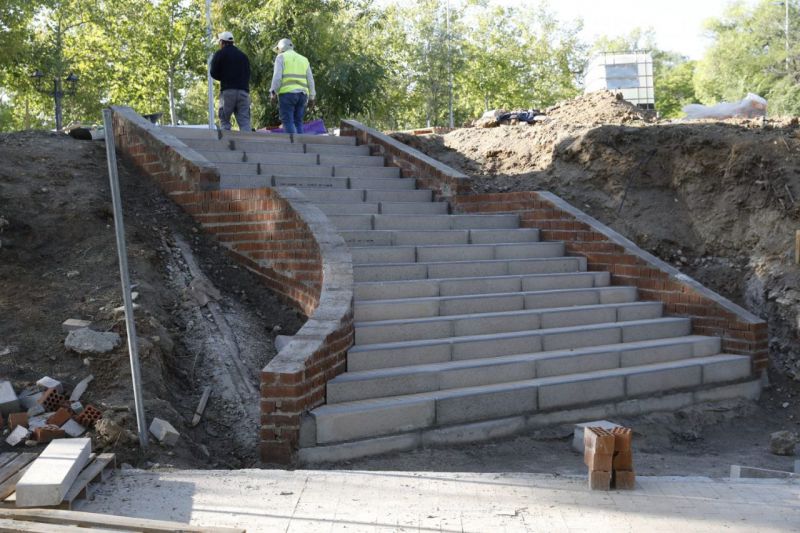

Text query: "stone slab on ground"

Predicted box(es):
[79, 469, 800, 532]
[0, 381, 19, 416]
[61, 318, 92, 332]
[64, 328, 121, 355]
[5, 426, 30, 447]
[15, 438, 92, 507]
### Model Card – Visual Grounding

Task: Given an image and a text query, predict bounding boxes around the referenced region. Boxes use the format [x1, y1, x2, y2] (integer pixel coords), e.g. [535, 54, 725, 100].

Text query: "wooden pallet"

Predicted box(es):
[0, 452, 114, 510]
[0, 508, 245, 532]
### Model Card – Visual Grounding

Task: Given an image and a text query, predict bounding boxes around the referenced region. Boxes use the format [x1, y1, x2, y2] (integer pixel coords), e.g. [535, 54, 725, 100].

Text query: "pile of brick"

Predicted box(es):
[1, 375, 99, 447]
[584, 426, 635, 490]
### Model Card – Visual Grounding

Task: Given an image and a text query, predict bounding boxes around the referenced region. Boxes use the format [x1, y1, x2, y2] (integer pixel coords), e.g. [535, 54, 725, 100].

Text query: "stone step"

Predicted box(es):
[161, 126, 358, 145]
[354, 301, 661, 345]
[328, 336, 723, 404]
[215, 162, 401, 179]
[311, 354, 752, 444]
[354, 271, 610, 301]
[298, 189, 434, 204]
[183, 138, 371, 156]
[220, 175, 416, 191]
[353, 256, 586, 282]
[351, 242, 564, 265]
[329, 214, 519, 232]
[316, 202, 449, 216]
[347, 317, 692, 371]
[341, 228, 540, 247]
[201, 150, 385, 167]
[354, 285, 638, 322]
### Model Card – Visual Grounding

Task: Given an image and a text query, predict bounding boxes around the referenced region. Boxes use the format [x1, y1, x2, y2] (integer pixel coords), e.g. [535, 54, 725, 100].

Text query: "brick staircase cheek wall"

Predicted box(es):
[112, 107, 354, 464]
[342, 120, 768, 376]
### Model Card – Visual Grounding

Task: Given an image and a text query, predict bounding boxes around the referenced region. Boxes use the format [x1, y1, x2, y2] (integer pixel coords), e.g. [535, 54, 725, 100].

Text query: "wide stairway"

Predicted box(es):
[164, 126, 754, 454]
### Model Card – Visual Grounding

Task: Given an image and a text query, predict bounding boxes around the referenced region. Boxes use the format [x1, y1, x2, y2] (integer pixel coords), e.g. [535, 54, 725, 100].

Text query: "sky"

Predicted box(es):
[536, 0, 756, 59]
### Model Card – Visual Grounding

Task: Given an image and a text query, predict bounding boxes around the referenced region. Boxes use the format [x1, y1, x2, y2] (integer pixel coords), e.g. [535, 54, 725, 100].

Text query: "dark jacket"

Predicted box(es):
[210, 45, 250, 92]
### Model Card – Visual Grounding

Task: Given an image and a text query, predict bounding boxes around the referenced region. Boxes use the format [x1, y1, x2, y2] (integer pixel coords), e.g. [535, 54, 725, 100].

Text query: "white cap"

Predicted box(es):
[273, 38, 293, 53]
[218, 31, 234, 42]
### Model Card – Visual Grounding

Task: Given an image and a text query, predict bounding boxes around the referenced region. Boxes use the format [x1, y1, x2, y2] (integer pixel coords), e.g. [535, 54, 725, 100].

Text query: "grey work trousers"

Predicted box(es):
[219, 89, 251, 131]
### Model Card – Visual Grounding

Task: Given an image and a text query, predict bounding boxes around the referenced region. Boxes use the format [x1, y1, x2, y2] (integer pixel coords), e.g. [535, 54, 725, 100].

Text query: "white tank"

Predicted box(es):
[585, 51, 655, 110]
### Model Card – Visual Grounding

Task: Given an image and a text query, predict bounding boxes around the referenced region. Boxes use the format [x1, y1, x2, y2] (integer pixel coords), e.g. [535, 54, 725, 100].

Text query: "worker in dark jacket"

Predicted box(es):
[210, 31, 251, 131]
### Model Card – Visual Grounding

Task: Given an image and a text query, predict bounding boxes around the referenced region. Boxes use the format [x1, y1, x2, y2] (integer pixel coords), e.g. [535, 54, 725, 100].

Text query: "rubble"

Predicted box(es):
[149, 417, 180, 446]
[5, 425, 31, 446]
[69, 375, 94, 402]
[0, 380, 20, 415]
[769, 431, 797, 456]
[36, 376, 63, 393]
[61, 419, 86, 437]
[9, 412, 28, 430]
[62, 318, 92, 332]
[64, 328, 121, 354]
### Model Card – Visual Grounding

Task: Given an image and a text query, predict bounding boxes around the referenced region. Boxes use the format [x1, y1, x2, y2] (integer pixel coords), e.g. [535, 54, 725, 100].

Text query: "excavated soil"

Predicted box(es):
[0, 131, 304, 469]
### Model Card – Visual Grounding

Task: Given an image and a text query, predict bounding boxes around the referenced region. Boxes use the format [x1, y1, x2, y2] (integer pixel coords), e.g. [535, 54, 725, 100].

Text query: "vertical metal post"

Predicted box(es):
[101, 109, 149, 450]
[206, 0, 215, 129]
[54, 78, 63, 131]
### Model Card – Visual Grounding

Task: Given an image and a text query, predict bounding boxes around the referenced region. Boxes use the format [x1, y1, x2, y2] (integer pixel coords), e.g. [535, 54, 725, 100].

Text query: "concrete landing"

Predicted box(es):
[80, 469, 800, 532]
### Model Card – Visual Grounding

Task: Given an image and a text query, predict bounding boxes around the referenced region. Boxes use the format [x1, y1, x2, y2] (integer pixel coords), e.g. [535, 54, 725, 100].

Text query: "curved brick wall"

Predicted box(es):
[111, 107, 353, 464]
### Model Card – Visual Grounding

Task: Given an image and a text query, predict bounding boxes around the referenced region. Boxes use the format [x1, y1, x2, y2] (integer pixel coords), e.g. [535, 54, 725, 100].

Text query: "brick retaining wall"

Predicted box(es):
[112, 107, 353, 463]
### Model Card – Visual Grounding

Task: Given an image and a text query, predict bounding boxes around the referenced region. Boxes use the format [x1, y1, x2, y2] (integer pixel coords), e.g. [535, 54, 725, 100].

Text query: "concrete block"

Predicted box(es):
[64, 328, 121, 355]
[17, 390, 42, 410]
[15, 438, 92, 507]
[438, 276, 520, 297]
[274, 335, 292, 352]
[439, 294, 524, 316]
[619, 340, 693, 367]
[538, 375, 625, 410]
[61, 319, 91, 332]
[416, 244, 495, 263]
[435, 383, 538, 425]
[542, 324, 621, 352]
[535, 350, 619, 378]
[453, 312, 540, 337]
[26, 404, 45, 417]
[36, 376, 62, 393]
[28, 413, 50, 429]
[347, 341, 451, 371]
[693, 379, 761, 403]
[394, 230, 469, 246]
[5, 425, 30, 446]
[621, 318, 691, 343]
[301, 189, 365, 203]
[328, 214, 373, 230]
[427, 260, 508, 279]
[438, 360, 535, 390]
[336, 166, 400, 179]
[61, 418, 86, 437]
[523, 289, 599, 310]
[317, 202, 379, 215]
[508, 258, 582, 275]
[341, 230, 393, 247]
[354, 279, 439, 301]
[469, 228, 539, 244]
[692, 336, 722, 357]
[539, 306, 616, 329]
[453, 332, 542, 360]
[314, 398, 435, 444]
[149, 417, 180, 446]
[701, 355, 752, 384]
[0, 380, 20, 416]
[626, 363, 702, 396]
[327, 371, 438, 404]
[572, 420, 621, 453]
[355, 319, 452, 345]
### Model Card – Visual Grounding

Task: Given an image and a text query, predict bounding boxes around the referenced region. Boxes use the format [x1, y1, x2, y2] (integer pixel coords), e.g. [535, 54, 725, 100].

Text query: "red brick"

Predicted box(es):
[8, 412, 28, 430]
[613, 470, 636, 490]
[33, 425, 65, 443]
[589, 470, 612, 491]
[47, 407, 72, 427]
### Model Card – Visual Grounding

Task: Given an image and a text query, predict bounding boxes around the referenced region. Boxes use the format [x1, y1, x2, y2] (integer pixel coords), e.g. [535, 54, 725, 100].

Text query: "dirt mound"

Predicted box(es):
[392, 96, 800, 383]
[544, 90, 655, 126]
[0, 131, 304, 468]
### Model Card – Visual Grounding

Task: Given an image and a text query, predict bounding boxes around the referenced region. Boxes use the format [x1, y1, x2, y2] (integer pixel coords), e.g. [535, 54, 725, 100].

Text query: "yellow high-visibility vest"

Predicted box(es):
[279, 50, 310, 94]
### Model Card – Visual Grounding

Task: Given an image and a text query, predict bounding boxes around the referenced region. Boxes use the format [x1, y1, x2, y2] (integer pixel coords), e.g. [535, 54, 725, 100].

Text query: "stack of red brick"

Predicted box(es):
[584, 426, 635, 490]
[4, 387, 102, 446]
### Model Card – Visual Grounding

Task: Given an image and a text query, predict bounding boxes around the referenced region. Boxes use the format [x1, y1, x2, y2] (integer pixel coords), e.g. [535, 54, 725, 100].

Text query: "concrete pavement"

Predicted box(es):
[80, 469, 800, 532]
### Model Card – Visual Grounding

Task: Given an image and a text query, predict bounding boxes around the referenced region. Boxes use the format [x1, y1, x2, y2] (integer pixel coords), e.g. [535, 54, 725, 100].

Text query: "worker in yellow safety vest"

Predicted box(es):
[269, 38, 316, 134]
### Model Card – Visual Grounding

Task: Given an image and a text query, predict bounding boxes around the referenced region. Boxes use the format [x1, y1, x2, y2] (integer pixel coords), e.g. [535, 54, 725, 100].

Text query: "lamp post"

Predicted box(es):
[31, 70, 79, 131]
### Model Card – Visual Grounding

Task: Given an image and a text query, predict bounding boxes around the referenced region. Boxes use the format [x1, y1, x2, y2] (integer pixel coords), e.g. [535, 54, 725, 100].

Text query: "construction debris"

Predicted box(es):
[149, 417, 179, 446]
[769, 430, 797, 456]
[68, 375, 94, 403]
[5, 427, 30, 447]
[60, 419, 86, 438]
[191, 386, 212, 427]
[0, 381, 20, 416]
[15, 438, 92, 507]
[35, 377, 62, 394]
[572, 420, 620, 453]
[64, 328, 121, 355]
[61, 319, 92, 333]
[584, 426, 635, 490]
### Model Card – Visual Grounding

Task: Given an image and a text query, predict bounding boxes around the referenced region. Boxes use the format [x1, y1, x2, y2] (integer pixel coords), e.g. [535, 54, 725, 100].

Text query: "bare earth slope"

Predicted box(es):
[0, 131, 303, 468]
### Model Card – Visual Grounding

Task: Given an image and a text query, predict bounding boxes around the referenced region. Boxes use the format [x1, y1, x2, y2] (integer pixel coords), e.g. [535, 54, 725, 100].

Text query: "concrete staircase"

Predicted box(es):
[163, 126, 755, 456]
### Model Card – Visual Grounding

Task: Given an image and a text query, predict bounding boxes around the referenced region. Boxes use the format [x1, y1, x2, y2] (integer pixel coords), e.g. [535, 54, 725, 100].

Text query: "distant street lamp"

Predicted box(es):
[30, 70, 79, 131]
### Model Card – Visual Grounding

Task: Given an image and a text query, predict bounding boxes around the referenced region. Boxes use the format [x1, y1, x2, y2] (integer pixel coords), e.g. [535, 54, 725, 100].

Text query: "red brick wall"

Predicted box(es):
[112, 107, 354, 464]
[451, 191, 768, 373]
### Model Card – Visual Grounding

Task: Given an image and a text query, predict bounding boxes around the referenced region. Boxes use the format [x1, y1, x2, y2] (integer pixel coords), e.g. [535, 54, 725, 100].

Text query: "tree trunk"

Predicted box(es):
[168, 66, 177, 126]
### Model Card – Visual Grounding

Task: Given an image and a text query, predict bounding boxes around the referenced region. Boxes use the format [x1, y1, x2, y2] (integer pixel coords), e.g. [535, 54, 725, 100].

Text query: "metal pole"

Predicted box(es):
[101, 109, 149, 450]
[206, 0, 215, 129]
[54, 78, 63, 131]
